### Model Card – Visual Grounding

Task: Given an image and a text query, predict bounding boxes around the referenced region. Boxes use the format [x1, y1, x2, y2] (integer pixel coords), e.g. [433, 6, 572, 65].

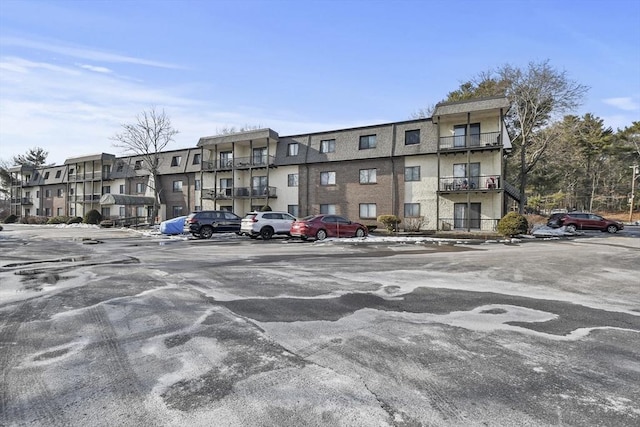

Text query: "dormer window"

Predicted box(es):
[134, 160, 143, 170]
[171, 156, 182, 167]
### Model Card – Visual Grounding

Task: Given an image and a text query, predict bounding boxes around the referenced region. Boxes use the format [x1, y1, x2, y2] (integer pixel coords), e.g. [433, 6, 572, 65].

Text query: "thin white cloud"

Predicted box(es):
[603, 97, 639, 111]
[0, 36, 185, 70]
[78, 64, 112, 74]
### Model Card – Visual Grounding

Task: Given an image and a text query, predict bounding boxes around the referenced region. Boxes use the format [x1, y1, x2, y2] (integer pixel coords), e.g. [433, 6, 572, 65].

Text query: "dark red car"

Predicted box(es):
[290, 214, 368, 240]
[559, 212, 624, 233]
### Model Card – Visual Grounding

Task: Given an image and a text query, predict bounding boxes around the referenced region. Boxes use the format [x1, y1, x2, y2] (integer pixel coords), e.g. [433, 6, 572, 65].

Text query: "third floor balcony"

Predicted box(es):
[439, 131, 501, 151]
[203, 155, 275, 171]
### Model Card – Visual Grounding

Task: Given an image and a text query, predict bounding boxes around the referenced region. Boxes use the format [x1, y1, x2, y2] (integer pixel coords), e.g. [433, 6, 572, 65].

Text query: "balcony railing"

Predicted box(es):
[21, 197, 33, 205]
[439, 218, 499, 232]
[439, 131, 501, 151]
[203, 155, 275, 171]
[70, 194, 102, 202]
[439, 175, 501, 192]
[203, 186, 277, 199]
[68, 172, 110, 181]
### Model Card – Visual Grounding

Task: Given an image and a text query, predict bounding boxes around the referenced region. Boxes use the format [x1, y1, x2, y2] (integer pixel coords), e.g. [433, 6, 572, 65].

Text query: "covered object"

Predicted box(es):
[99, 194, 156, 206]
[160, 216, 187, 235]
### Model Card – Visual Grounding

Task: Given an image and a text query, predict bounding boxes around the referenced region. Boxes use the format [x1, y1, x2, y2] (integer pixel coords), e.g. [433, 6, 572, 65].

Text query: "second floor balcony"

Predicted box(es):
[439, 175, 501, 192]
[203, 186, 278, 200]
[439, 131, 501, 151]
[203, 155, 275, 171]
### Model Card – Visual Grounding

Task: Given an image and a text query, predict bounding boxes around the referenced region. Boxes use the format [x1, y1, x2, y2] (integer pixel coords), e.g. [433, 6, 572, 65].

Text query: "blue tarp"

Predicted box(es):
[160, 216, 187, 235]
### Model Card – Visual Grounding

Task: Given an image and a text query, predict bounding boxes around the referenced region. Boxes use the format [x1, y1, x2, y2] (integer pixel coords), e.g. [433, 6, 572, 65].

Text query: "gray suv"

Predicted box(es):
[184, 210, 242, 239]
[240, 211, 297, 240]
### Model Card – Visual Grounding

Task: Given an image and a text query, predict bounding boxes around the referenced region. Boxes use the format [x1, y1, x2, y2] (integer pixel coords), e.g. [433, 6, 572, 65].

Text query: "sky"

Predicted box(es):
[1, 0, 639, 166]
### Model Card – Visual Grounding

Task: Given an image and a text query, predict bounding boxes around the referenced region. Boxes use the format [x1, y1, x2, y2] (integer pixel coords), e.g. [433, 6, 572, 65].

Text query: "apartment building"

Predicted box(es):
[9, 97, 520, 232]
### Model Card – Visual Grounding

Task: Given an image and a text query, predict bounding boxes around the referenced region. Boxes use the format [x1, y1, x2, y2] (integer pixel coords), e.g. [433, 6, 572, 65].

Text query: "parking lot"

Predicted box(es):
[1, 224, 639, 426]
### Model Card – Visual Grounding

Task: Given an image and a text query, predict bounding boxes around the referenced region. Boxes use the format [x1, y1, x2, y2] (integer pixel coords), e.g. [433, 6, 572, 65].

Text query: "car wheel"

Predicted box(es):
[355, 228, 365, 237]
[260, 227, 274, 240]
[316, 229, 327, 240]
[200, 226, 214, 239]
[565, 224, 577, 233]
[606, 225, 618, 233]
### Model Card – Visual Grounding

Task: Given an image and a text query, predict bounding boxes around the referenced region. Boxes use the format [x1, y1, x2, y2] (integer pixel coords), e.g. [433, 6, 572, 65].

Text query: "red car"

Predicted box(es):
[560, 212, 624, 233]
[290, 214, 368, 240]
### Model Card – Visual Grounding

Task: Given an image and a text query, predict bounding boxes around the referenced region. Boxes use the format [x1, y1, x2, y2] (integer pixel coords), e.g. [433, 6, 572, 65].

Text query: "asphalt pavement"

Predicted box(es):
[1, 224, 639, 426]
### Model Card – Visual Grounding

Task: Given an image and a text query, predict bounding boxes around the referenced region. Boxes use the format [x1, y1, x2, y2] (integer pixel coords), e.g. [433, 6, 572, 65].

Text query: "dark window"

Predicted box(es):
[320, 139, 335, 153]
[55, 170, 61, 178]
[405, 166, 420, 181]
[405, 129, 420, 145]
[287, 143, 299, 156]
[193, 153, 201, 165]
[171, 156, 181, 167]
[288, 173, 298, 187]
[359, 134, 376, 150]
[44, 172, 50, 179]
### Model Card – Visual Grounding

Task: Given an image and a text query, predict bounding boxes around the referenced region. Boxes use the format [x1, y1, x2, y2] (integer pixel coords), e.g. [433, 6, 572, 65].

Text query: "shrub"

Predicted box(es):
[260, 205, 272, 212]
[84, 209, 102, 225]
[23, 216, 48, 224]
[497, 212, 529, 237]
[404, 216, 428, 232]
[67, 217, 83, 224]
[48, 216, 71, 224]
[4, 214, 18, 224]
[377, 214, 401, 232]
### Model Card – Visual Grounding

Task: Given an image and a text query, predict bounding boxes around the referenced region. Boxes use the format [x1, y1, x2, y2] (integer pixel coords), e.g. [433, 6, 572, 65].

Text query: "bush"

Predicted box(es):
[377, 214, 401, 232]
[4, 214, 18, 224]
[84, 209, 102, 225]
[48, 216, 71, 224]
[22, 216, 48, 224]
[67, 216, 83, 224]
[404, 216, 428, 232]
[260, 205, 272, 212]
[497, 212, 529, 237]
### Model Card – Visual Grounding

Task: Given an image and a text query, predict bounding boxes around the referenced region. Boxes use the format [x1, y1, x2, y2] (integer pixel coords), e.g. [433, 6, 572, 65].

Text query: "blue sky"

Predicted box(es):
[1, 0, 639, 166]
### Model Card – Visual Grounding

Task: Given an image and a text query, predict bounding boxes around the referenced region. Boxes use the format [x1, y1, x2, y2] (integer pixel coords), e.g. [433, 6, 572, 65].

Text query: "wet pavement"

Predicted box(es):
[1, 224, 639, 426]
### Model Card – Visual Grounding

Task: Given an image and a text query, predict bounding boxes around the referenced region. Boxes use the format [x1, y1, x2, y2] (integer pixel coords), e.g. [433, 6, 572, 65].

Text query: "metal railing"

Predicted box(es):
[439, 175, 501, 191]
[439, 131, 501, 150]
[203, 155, 275, 171]
[439, 218, 499, 232]
[202, 186, 277, 199]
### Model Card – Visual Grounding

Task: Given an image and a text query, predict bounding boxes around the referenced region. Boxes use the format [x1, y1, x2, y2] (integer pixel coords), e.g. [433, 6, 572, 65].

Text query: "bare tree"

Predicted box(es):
[444, 60, 588, 213]
[111, 108, 179, 225]
[409, 104, 436, 120]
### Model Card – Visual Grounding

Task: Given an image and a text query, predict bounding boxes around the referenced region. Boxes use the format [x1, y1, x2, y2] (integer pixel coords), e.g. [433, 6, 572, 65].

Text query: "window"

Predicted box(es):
[405, 129, 420, 145]
[134, 160, 143, 170]
[119, 184, 125, 194]
[55, 170, 61, 178]
[116, 163, 124, 172]
[172, 206, 183, 217]
[453, 162, 480, 189]
[69, 169, 74, 175]
[194, 206, 201, 212]
[101, 207, 110, 218]
[454, 203, 481, 229]
[359, 203, 377, 219]
[45, 189, 52, 198]
[25, 174, 31, 181]
[171, 156, 182, 167]
[359, 134, 376, 149]
[359, 169, 377, 184]
[57, 208, 63, 216]
[173, 180, 183, 192]
[69, 208, 74, 216]
[136, 183, 145, 193]
[252, 176, 267, 196]
[253, 147, 267, 166]
[57, 188, 63, 197]
[404, 203, 420, 217]
[288, 173, 298, 187]
[195, 179, 201, 190]
[102, 186, 111, 194]
[45, 208, 51, 216]
[69, 188, 74, 196]
[36, 190, 40, 197]
[453, 123, 480, 147]
[136, 206, 145, 217]
[119, 207, 125, 217]
[220, 178, 232, 196]
[193, 153, 201, 165]
[44, 172, 50, 179]
[320, 204, 336, 214]
[288, 205, 299, 217]
[405, 166, 420, 181]
[320, 171, 336, 185]
[320, 139, 335, 153]
[287, 143, 299, 156]
[220, 151, 232, 168]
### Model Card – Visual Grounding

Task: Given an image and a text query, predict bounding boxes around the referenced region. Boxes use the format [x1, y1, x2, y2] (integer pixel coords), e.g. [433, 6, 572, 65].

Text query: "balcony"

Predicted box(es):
[439, 175, 501, 192]
[21, 197, 33, 205]
[439, 218, 499, 232]
[203, 155, 275, 171]
[71, 194, 101, 202]
[439, 131, 501, 151]
[68, 172, 109, 181]
[202, 186, 278, 200]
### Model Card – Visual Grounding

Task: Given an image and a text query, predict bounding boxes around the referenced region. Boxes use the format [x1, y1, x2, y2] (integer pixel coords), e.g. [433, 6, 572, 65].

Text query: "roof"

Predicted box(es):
[99, 194, 156, 205]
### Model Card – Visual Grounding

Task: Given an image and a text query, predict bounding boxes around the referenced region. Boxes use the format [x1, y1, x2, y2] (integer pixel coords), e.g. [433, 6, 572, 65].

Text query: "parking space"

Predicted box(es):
[1, 224, 639, 426]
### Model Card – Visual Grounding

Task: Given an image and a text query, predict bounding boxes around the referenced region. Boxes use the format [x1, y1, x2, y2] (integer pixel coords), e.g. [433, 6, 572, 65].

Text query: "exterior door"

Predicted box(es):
[454, 203, 481, 229]
[454, 125, 466, 147]
[469, 123, 481, 146]
[252, 148, 267, 166]
[252, 176, 267, 196]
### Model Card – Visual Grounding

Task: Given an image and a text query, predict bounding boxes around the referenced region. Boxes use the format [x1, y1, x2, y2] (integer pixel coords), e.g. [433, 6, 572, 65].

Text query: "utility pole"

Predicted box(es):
[631, 165, 639, 223]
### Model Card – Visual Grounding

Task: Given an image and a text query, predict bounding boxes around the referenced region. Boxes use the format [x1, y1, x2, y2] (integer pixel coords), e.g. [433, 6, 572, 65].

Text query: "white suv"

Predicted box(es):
[241, 211, 297, 240]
